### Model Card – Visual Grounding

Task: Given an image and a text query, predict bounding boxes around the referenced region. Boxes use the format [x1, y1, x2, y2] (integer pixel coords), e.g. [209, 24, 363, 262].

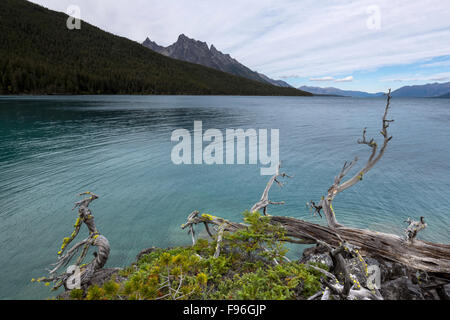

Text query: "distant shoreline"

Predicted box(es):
[0, 94, 445, 98]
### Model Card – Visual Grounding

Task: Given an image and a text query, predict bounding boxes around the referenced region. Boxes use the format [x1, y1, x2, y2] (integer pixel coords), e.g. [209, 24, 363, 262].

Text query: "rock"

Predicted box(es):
[378, 259, 408, 282]
[87, 268, 122, 288]
[301, 244, 330, 259]
[423, 289, 441, 300]
[379, 260, 393, 282]
[444, 284, 450, 299]
[347, 257, 368, 285]
[57, 268, 122, 300]
[436, 284, 450, 300]
[365, 257, 381, 267]
[299, 244, 333, 269]
[300, 252, 333, 270]
[391, 262, 408, 278]
[380, 276, 424, 300]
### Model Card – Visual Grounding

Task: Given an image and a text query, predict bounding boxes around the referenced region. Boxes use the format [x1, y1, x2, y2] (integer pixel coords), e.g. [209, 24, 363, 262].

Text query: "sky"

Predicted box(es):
[29, 0, 450, 92]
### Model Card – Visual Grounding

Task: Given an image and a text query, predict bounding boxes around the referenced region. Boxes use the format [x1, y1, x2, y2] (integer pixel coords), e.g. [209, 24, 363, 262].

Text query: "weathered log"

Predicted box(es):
[271, 216, 450, 274]
[182, 212, 450, 274]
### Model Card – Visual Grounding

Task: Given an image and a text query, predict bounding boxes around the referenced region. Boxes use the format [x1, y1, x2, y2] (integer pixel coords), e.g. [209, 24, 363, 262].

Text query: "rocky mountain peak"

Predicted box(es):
[142, 34, 292, 88]
[142, 37, 164, 52]
[173, 34, 209, 52]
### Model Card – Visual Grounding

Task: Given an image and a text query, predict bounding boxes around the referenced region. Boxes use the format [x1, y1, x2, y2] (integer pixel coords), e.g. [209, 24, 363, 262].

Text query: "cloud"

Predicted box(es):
[431, 76, 450, 81]
[310, 76, 334, 81]
[420, 60, 450, 68]
[28, 0, 450, 83]
[334, 76, 354, 82]
[381, 72, 450, 82]
[308, 75, 354, 82]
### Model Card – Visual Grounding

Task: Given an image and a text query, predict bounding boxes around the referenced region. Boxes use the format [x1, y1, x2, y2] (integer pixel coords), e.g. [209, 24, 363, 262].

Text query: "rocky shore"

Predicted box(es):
[59, 243, 450, 300]
[300, 244, 450, 300]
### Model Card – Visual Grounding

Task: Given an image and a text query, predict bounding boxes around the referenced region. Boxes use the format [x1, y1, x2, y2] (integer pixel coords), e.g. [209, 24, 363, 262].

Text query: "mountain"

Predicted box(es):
[299, 83, 450, 98]
[143, 35, 292, 88]
[0, 0, 310, 96]
[256, 72, 292, 88]
[298, 86, 384, 97]
[391, 82, 450, 97]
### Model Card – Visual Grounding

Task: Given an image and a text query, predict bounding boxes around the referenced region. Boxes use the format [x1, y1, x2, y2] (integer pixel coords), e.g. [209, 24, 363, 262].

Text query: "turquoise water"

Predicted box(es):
[0, 95, 449, 299]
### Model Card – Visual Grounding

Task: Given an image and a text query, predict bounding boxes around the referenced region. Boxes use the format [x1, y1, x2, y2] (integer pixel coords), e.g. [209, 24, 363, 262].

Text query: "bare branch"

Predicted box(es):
[182, 211, 244, 236]
[306, 200, 323, 218]
[405, 216, 427, 242]
[335, 90, 393, 196]
[307, 290, 323, 300]
[251, 162, 291, 215]
[37, 192, 110, 291]
[213, 225, 225, 258]
[72, 191, 99, 211]
[312, 90, 394, 228]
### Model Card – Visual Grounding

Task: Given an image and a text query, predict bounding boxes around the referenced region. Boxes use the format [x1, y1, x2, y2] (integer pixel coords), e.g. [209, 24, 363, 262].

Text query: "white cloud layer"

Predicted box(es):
[29, 0, 450, 81]
[381, 72, 450, 82]
[335, 76, 354, 82]
[310, 77, 335, 81]
[309, 76, 354, 82]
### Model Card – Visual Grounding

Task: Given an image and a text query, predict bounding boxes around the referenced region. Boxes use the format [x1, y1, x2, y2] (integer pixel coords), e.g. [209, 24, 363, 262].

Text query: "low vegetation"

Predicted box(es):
[68, 212, 324, 300]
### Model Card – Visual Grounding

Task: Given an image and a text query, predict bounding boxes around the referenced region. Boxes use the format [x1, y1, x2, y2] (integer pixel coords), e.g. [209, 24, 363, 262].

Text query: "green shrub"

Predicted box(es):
[68, 211, 321, 300]
[69, 288, 84, 300]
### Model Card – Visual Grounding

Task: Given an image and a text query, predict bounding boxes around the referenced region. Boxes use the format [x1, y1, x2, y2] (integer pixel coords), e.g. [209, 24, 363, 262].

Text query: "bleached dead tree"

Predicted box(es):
[35, 192, 110, 290]
[313, 90, 394, 229]
[250, 162, 291, 215]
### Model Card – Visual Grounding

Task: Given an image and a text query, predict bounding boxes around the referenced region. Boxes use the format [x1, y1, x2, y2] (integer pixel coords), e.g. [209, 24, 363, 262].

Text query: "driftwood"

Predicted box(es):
[271, 216, 450, 274]
[182, 91, 450, 278]
[36, 192, 110, 290]
[315, 90, 395, 228]
[182, 212, 450, 274]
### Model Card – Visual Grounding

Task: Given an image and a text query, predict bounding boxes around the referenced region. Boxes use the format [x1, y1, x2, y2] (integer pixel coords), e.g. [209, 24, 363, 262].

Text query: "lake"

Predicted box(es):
[0, 95, 449, 299]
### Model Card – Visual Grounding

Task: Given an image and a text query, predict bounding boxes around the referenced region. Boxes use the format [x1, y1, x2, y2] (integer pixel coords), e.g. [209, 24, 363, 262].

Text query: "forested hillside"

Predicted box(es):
[0, 0, 310, 96]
